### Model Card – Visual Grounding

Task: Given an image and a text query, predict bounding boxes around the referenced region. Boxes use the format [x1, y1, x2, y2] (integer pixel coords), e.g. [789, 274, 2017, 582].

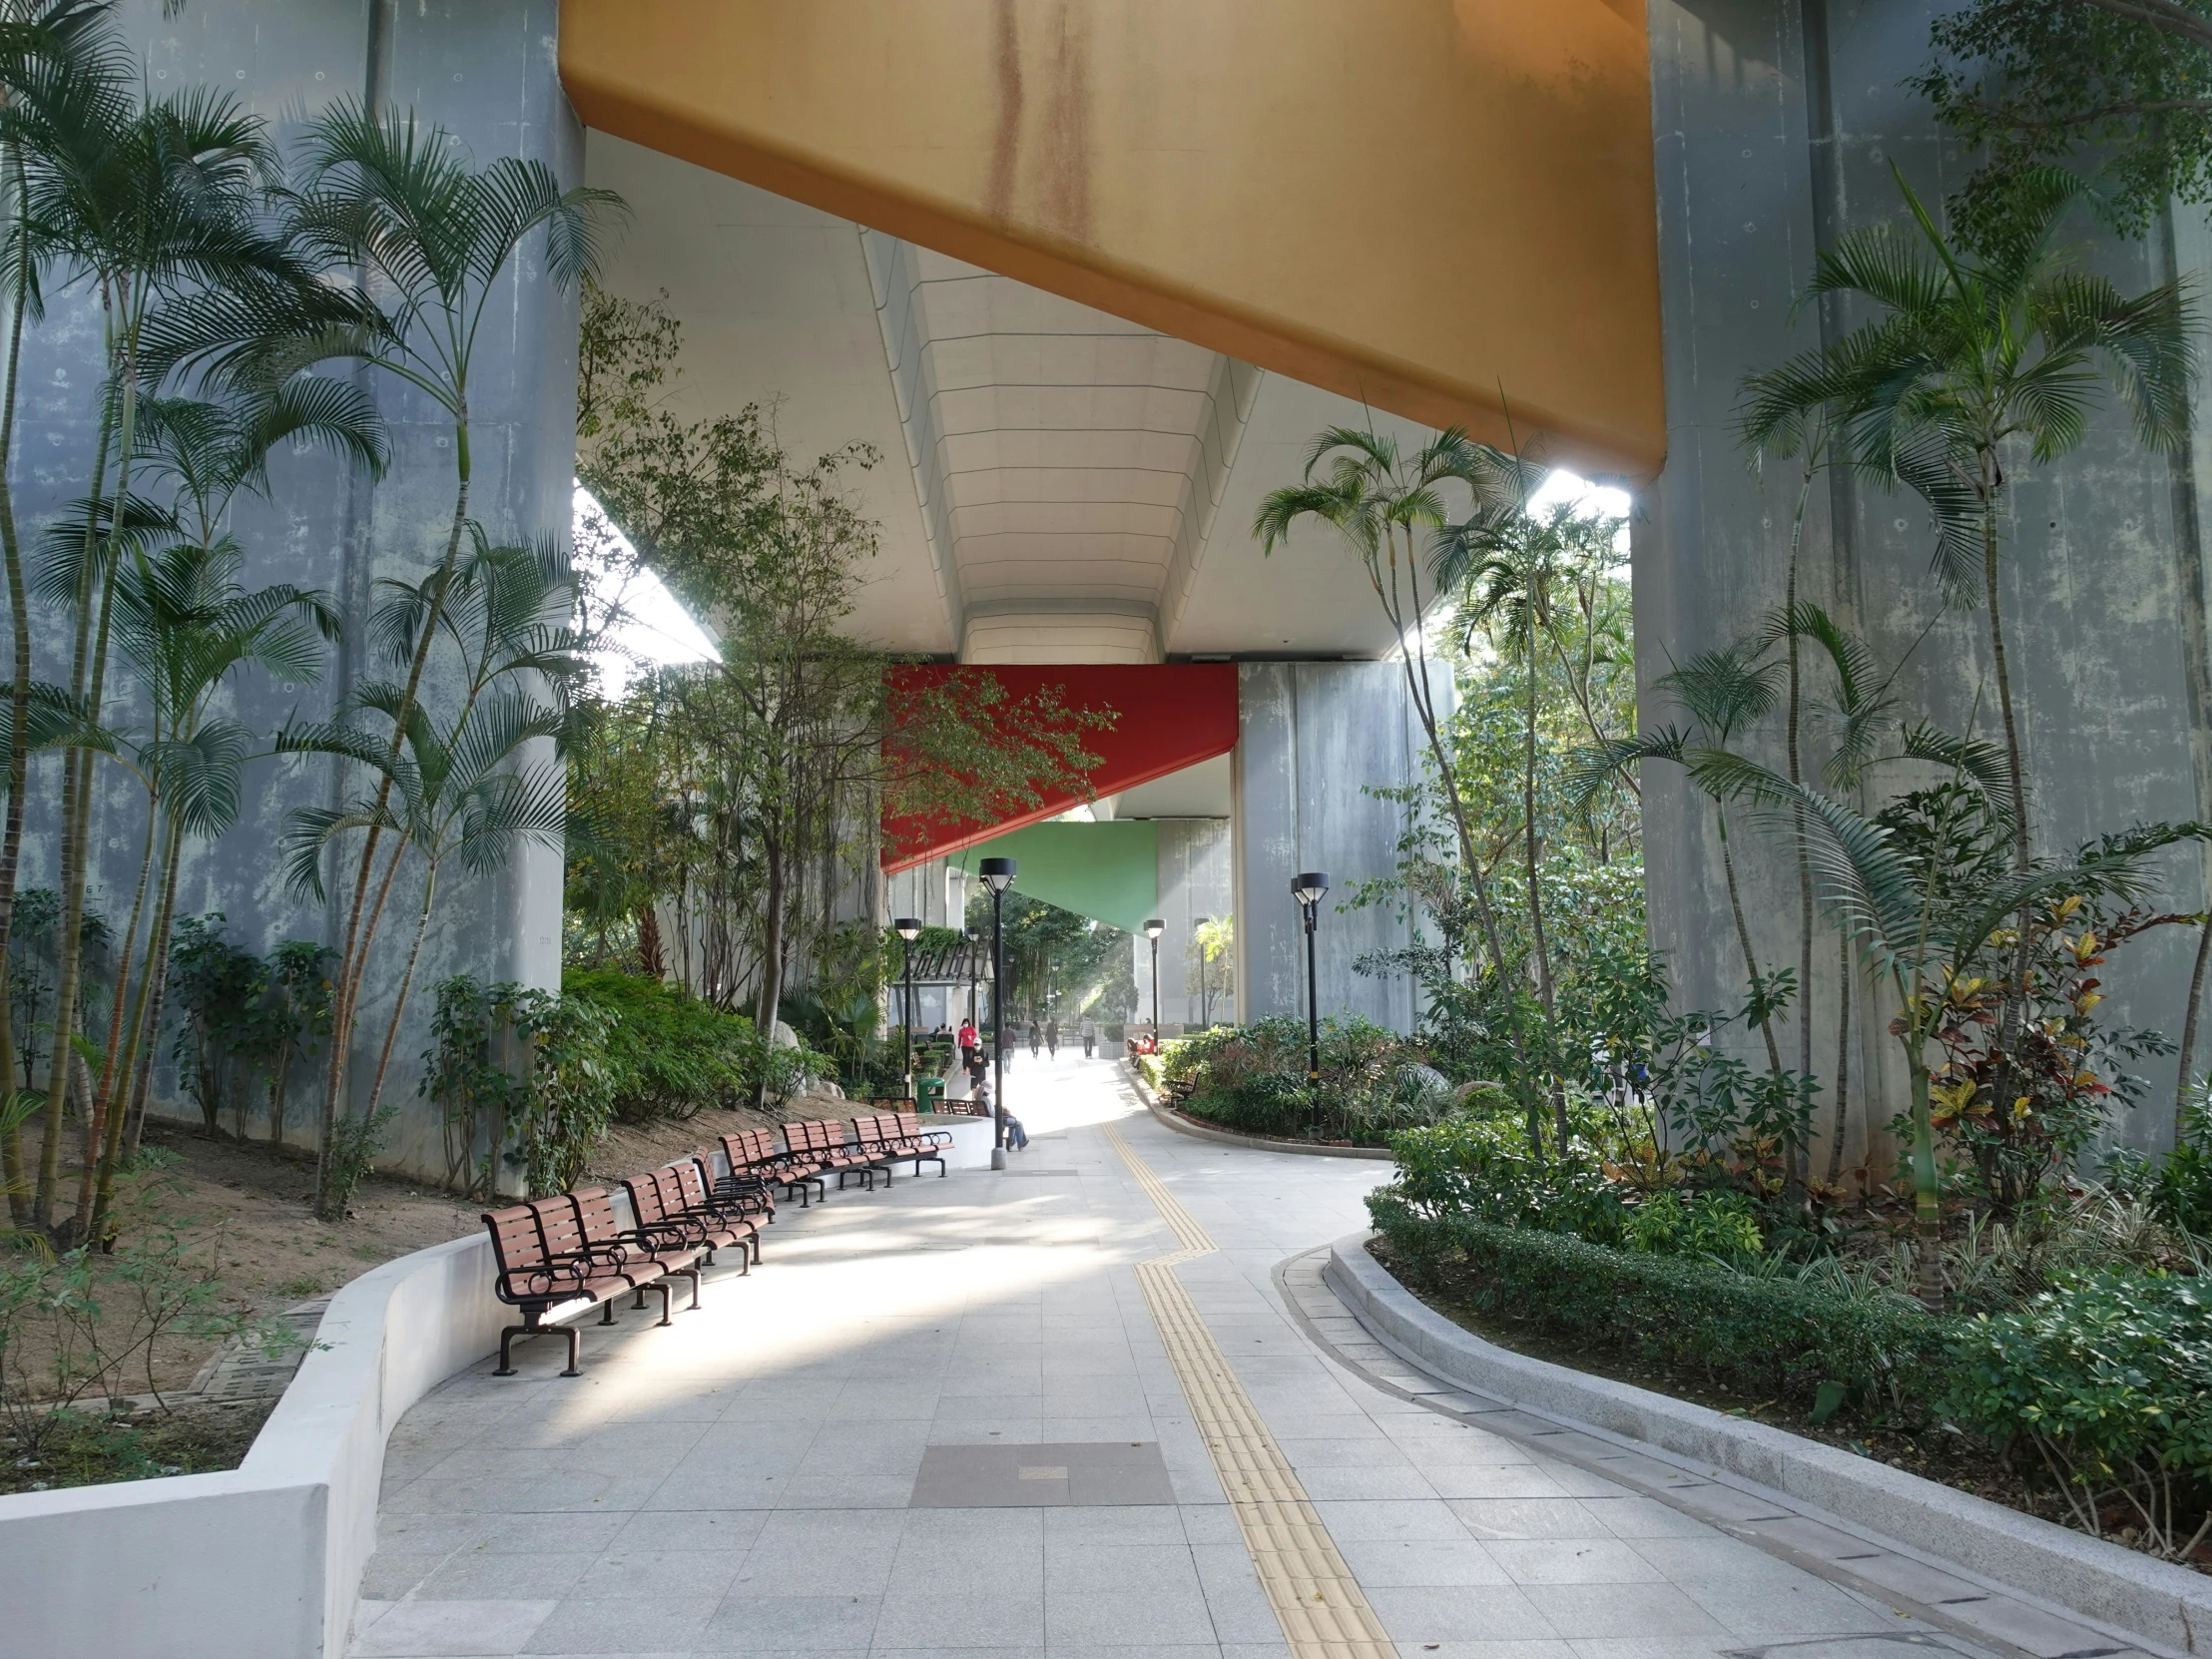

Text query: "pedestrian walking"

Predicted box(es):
[1080, 1017, 1096, 1058]
[1045, 1018, 1059, 1058]
[1027, 1020, 1040, 1057]
[956, 1018, 977, 1072]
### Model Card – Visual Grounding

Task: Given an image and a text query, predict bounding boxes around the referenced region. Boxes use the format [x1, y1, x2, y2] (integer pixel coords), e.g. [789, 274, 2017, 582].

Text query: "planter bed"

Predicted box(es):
[1125, 1062, 1395, 1159]
[1328, 1229, 2212, 1658]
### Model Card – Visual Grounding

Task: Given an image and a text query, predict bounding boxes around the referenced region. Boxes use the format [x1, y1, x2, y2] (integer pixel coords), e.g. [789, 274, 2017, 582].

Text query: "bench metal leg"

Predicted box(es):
[497, 1318, 584, 1380]
[650, 1279, 675, 1327]
[600, 1300, 619, 1325]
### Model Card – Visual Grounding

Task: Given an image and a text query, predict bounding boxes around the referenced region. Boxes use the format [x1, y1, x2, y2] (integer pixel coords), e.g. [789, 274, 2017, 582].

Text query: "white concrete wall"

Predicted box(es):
[0, 1232, 505, 1658]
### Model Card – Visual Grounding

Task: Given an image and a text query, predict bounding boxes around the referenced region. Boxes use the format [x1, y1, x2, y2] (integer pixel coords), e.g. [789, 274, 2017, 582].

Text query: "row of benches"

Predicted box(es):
[481, 1111, 954, 1378]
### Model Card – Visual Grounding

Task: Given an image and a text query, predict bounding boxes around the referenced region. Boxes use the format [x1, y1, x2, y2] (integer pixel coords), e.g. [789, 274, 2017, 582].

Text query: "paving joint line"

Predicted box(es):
[1271, 1246, 2163, 1659]
[1101, 1119, 1397, 1659]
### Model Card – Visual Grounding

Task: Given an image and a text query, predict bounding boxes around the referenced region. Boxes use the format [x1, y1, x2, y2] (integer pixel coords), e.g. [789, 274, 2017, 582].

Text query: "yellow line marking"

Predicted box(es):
[1102, 1119, 1397, 1659]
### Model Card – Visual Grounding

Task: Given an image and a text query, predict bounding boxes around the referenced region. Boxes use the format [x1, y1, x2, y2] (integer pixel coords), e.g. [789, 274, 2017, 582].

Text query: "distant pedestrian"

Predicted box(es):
[1080, 1017, 1096, 1058]
[957, 1018, 977, 1071]
[1045, 1018, 1059, 1058]
[1027, 1020, 1040, 1057]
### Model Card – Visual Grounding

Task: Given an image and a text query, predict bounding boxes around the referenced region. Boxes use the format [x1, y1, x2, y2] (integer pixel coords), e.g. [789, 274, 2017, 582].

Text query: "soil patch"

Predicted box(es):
[1369, 1238, 2212, 1574]
[1, 1397, 275, 1496]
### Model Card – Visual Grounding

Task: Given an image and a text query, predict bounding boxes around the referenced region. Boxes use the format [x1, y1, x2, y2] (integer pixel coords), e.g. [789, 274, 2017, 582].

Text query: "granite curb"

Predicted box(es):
[1323, 1228, 2212, 1657]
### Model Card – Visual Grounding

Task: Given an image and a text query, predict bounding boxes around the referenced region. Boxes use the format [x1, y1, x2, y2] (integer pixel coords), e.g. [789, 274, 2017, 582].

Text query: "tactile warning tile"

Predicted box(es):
[1101, 1121, 1396, 1659]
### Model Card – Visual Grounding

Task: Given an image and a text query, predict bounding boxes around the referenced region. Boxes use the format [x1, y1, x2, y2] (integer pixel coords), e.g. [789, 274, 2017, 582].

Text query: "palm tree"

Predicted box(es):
[66, 389, 373, 1238]
[1737, 166, 2194, 878]
[1571, 642, 1789, 1073]
[231, 102, 618, 1216]
[1694, 751, 2157, 1307]
[0, 0, 120, 1224]
[13, 75, 315, 1227]
[1254, 428, 1546, 1149]
[281, 537, 582, 1169]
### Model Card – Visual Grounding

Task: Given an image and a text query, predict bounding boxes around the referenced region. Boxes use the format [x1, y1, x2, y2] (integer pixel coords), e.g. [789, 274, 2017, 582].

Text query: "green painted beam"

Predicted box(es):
[949, 822, 1159, 933]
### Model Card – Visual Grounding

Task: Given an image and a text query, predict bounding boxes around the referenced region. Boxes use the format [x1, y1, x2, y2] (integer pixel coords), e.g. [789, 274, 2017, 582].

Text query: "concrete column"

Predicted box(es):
[1232, 661, 1428, 1035]
[1131, 820, 1232, 1028]
[19, 1, 581, 1180]
[1642, 0, 2212, 1160]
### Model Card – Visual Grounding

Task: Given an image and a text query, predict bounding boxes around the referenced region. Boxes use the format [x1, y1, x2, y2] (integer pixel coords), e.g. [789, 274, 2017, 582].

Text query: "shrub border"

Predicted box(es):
[1324, 1229, 2212, 1658]
[1122, 1060, 1393, 1160]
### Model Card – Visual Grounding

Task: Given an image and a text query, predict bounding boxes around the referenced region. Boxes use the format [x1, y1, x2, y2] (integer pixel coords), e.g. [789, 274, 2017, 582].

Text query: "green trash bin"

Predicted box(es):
[915, 1075, 945, 1111]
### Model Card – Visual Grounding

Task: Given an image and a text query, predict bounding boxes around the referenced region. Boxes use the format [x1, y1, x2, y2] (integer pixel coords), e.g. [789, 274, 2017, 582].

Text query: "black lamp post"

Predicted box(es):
[980, 857, 1017, 1169]
[894, 916, 921, 1099]
[1193, 914, 1212, 1029]
[1143, 917, 1164, 1044]
[1291, 872, 1330, 1133]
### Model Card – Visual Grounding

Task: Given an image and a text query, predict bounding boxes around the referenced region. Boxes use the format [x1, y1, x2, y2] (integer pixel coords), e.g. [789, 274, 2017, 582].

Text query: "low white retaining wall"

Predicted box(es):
[927, 1113, 998, 1170]
[0, 1232, 505, 1659]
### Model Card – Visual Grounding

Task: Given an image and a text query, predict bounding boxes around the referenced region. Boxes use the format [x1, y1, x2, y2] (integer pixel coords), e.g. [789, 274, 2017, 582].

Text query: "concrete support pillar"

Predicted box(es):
[21, 1, 581, 1180]
[1643, 0, 2212, 1160]
[1131, 821, 1233, 1029]
[1232, 662, 1430, 1035]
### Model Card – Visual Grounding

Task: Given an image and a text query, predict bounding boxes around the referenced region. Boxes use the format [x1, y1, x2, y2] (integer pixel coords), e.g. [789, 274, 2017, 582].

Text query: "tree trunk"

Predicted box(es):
[753, 830, 787, 1108]
[1398, 639, 1539, 1156]
[1826, 931, 1852, 1187]
[1717, 808, 1784, 1074]
[2175, 913, 2211, 1147]
[70, 796, 159, 1227]
[315, 411, 470, 1217]
[1521, 624, 1564, 1155]
[1906, 1043, 1943, 1312]
[363, 860, 438, 1126]
[37, 353, 122, 1227]
[1784, 536, 1814, 1193]
[0, 151, 36, 1222]
[119, 840, 184, 1166]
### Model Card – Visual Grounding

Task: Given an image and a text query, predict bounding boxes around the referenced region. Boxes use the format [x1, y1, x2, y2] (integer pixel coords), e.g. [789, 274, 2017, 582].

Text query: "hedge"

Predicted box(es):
[1367, 1192, 1951, 1421]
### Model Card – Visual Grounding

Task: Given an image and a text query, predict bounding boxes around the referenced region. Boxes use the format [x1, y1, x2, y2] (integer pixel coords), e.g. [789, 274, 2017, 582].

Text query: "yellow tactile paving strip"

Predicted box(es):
[1101, 1120, 1398, 1659]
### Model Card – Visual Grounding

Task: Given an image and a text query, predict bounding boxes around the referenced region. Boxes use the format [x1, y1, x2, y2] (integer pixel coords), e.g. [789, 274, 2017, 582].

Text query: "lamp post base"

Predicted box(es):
[990, 1147, 1007, 1170]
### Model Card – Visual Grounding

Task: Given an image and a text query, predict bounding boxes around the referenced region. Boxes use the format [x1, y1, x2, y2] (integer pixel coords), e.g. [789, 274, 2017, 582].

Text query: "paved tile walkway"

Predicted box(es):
[350, 1054, 2132, 1659]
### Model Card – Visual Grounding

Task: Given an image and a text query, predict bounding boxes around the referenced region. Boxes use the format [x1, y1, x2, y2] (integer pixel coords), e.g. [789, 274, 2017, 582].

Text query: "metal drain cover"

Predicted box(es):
[909, 1440, 1175, 1506]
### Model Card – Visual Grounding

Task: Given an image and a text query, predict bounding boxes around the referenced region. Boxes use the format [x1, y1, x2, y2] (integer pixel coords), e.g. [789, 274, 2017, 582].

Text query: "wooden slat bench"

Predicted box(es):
[724, 1126, 824, 1207]
[622, 1164, 757, 1271]
[786, 1117, 873, 1191]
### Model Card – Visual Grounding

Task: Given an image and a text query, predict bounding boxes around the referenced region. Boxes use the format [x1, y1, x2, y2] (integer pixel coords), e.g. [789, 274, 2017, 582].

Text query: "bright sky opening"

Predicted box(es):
[574, 483, 720, 697]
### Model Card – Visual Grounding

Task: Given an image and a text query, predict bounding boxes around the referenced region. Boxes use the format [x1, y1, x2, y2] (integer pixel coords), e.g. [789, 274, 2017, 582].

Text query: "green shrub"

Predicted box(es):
[562, 967, 755, 1121]
[1387, 1108, 1633, 1246]
[1368, 1193, 1950, 1419]
[1942, 1269, 2212, 1557]
[1625, 1189, 1765, 1262]
[1162, 1015, 1447, 1145]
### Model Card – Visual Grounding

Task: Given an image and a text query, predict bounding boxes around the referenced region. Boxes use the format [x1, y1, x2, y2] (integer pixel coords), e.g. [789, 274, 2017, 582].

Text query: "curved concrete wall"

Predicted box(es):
[0, 1233, 504, 1659]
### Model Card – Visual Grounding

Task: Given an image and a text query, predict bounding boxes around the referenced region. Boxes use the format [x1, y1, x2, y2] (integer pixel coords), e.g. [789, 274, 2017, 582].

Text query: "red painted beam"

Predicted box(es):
[882, 664, 1238, 872]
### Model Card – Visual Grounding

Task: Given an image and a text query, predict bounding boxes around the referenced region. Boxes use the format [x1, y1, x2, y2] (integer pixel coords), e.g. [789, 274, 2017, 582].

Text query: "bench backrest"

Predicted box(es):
[787, 1118, 843, 1158]
[672, 1156, 718, 1213]
[742, 1126, 780, 1165]
[484, 1204, 549, 1278]
[622, 1169, 677, 1231]
[528, 1194, 587, 1259]
[570, 1187, 625, 1248]
[895, 1111, 928, 1144]
[851, 1115, 893, 1151]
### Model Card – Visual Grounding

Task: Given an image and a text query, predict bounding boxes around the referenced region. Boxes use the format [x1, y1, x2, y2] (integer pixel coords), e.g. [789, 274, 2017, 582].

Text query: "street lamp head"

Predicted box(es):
[979, 856, 1017, 893]
[894, 916, 922, 941]
[1193, 914, 1212, 929]
[1143, 917, 1164, 940]
[965, 926, 980, 942]
[1292, 871, 1331, 908]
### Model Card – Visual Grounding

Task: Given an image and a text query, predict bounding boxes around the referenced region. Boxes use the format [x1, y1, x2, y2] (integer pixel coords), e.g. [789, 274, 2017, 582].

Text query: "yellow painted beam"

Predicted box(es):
[559, 0, 1665, 481]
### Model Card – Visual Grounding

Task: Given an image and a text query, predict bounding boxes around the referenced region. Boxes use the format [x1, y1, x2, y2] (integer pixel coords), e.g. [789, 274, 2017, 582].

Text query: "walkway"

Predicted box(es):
[350, 1054, 2085, 1659]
